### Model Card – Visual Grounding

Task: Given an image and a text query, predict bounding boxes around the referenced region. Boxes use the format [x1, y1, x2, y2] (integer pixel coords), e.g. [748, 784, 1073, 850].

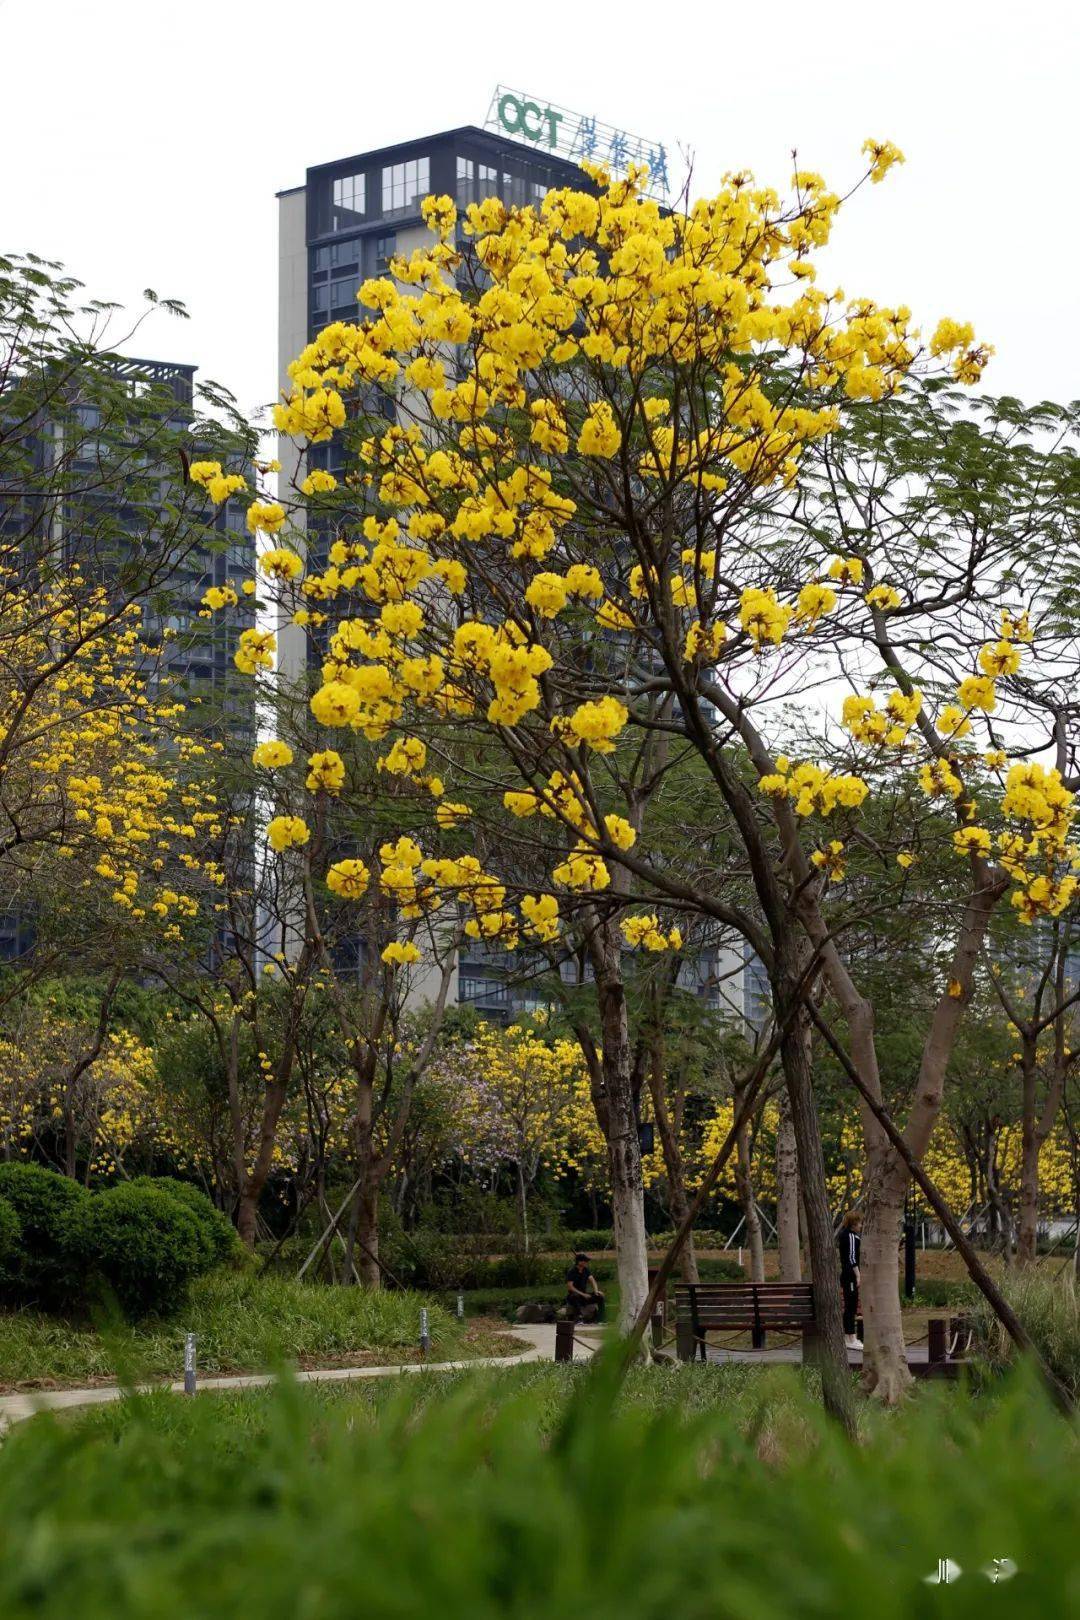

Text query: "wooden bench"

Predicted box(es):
[675, 1282, 817, 1362]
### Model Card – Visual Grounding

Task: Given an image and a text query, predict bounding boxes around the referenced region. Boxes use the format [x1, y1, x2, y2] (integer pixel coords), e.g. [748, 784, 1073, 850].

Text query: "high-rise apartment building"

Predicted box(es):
[0, 355, 255, 962]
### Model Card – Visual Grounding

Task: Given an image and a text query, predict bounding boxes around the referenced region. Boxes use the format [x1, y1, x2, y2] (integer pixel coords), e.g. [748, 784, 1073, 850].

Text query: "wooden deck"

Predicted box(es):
[702, 1342, 958, 1378]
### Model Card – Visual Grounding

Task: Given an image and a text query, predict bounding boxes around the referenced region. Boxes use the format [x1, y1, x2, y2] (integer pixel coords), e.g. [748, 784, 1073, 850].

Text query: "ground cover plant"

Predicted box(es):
[0, 1271, 507, 1390]
[2, 1362, 1076, 1617]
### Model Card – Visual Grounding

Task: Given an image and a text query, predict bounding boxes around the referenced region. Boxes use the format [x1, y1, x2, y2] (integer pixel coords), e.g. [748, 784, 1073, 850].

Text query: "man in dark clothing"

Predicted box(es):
[838, 1212, 862, 1350]
[565, 1253, 605, 1322]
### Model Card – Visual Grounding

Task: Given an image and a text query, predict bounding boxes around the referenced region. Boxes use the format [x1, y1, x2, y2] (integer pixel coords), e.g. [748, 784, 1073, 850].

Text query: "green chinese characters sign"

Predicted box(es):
[485, 86, 672, 197]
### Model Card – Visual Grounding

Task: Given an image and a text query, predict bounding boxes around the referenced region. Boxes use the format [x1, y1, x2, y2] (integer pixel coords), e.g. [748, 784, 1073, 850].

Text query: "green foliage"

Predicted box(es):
[129, 1177, 240, 1267]
[0, 1163, 89, 1307]
[0, 1272, 472, 1389]
[0, 1366, 1075, 1616]
[0, 1197, 20, 1271]
[970, 1272, 1080, 1400]
[80, 1185, 208, 1316]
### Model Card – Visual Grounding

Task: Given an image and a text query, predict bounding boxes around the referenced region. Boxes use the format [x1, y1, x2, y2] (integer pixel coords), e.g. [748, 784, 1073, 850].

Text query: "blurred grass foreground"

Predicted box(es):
[0, 1360, 1077, 1617]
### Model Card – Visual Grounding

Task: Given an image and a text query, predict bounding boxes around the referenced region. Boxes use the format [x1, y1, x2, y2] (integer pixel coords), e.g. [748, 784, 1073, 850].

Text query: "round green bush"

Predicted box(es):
[81, 1184, 207, 1317]
[130, 1177, 239, 1267]
[0, 1194, 21, 1272]
[0, 1162, 89, 1306]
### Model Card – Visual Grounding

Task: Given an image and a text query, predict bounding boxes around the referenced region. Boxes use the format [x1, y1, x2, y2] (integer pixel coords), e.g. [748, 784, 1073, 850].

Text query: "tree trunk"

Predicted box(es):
[342, 1069, 377, 1286]
[516, 1160, 530, 1254]
[1017, 1048, 1041, 1264]
[354, 1176, 381, 1289]
[647, 1037, 698, 1283]
[734, 1116, 765, 1282]
[775, 1087, 802, 1281]
[776, 978, 853, 1429]
[590, 920, 649, 1335]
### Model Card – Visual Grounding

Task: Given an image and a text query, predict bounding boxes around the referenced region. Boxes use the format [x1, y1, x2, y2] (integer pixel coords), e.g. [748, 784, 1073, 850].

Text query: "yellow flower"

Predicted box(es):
[310, 681, 361, 727]
[247, 501, 288, 536]
[525, 573, 569, 619]
[252, 740, 294, 769]
[865, 584, 901, 612]
[861, 138, 905, 183]
[978, 640, 1022, 678]
[577, 401, 621, 458]
[936, 705, 971, 739]
[379, 736, 427, 776]
[326, 858, 371, 899]
[827, 556, 864, 586]
[953, 826, 992, 858]
[957, 675, 997, 714]
[436, 801, 471, 829]
[267, 815, 309, 853]
[382, 941, 421, 967]
[306, 749, 346, 794]
[603, 814, 636, 851]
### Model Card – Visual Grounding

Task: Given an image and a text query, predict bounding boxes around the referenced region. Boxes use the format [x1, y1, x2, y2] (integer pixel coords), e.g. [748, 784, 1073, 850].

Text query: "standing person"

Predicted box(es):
[565, 1253, 605, 1322]
[838, 1212, 862, 1351]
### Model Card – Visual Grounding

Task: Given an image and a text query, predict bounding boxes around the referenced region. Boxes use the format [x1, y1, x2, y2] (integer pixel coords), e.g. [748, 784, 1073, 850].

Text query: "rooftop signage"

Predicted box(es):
[484, 86, 673, 199]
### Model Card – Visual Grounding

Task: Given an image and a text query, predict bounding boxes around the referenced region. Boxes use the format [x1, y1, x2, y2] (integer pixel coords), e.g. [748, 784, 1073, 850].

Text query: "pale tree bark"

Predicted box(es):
[775, 1085, 802, 1281]
[589, 917, 649, 1334]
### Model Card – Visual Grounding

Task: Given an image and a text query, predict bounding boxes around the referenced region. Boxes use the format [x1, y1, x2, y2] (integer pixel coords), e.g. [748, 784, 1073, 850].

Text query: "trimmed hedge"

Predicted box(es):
[0, 1167, 236, 1319]
[0, 1162, 89, 1306]
[130, 1178, 239, 1268]
[0, 1196, 20, 1271]
[80, 1186, 208, 1317]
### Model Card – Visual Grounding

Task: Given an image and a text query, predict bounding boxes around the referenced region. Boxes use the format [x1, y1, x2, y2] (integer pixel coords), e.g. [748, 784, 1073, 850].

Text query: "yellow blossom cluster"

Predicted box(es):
[758, 758, 869, 816]
[620, 913, 683, 951]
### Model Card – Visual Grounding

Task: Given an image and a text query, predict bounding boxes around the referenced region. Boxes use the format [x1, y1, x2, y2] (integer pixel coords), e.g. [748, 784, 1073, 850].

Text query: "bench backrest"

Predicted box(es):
[674, 1282, 816, 1330]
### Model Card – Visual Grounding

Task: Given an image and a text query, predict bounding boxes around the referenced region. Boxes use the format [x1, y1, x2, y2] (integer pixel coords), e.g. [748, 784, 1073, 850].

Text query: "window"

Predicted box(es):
[455, 158, 499, 208]
[458, 975, 509, 1005]
[332, 172, 365, 224]
[381, 155, 430, 218]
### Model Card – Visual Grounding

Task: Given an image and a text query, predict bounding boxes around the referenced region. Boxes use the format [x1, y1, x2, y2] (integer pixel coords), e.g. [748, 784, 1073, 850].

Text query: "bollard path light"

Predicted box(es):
[419, 1307, 431, 1357]
[456, 1291, 465, 1320]
[183, 1332, 197, 1396]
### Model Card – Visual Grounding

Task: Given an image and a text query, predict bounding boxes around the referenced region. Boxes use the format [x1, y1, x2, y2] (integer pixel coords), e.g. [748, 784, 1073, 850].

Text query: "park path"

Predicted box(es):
[0, 1324, 572, 1432]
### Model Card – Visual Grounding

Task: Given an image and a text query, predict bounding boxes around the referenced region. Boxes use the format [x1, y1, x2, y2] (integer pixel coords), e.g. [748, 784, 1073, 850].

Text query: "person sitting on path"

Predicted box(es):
[565, 1253, 605, 1323]
[838, 1211, 863, 1351]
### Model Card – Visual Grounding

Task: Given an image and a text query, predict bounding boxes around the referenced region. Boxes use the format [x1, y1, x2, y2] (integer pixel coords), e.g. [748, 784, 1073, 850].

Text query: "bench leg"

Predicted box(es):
[928, 1317, 947, 1365]
[751, 1326, 766, 1350]
[676, 1321, 695, 1362]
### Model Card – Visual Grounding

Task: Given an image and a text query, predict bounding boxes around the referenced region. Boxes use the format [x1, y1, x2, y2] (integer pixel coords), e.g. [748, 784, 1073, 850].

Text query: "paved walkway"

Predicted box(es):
[0, 1324, 576, 1432]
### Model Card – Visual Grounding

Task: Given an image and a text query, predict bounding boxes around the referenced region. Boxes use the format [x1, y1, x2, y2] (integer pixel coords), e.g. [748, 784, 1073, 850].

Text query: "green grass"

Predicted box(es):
[0, 1271, 507, 1389]
[970, 1271, 1080, 1399]
[3, 1359, 1077, 1616]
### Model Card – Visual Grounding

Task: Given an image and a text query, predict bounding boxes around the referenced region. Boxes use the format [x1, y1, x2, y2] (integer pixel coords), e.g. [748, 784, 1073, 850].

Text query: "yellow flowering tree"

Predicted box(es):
[213, 144, 1080, 1403]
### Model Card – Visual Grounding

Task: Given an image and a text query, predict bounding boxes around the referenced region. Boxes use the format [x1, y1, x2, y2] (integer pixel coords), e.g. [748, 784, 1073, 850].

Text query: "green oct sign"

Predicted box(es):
[496, 92, 564, 149]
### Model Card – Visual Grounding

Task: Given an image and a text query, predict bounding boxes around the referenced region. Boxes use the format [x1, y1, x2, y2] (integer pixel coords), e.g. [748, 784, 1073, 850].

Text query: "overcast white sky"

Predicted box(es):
[3, 0, 1076, 424]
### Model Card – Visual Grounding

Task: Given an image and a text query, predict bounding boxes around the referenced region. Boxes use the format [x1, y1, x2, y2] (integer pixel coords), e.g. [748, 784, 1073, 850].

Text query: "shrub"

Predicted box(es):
[908, 1277, 975, 1310]
[969, 1271, 1080, 1399]
[80, 1185, 209, 1318]
[0, 1196, 20, 1272]
[0, 1162, 89, 1306]
[130, 1178, 239, 1268]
